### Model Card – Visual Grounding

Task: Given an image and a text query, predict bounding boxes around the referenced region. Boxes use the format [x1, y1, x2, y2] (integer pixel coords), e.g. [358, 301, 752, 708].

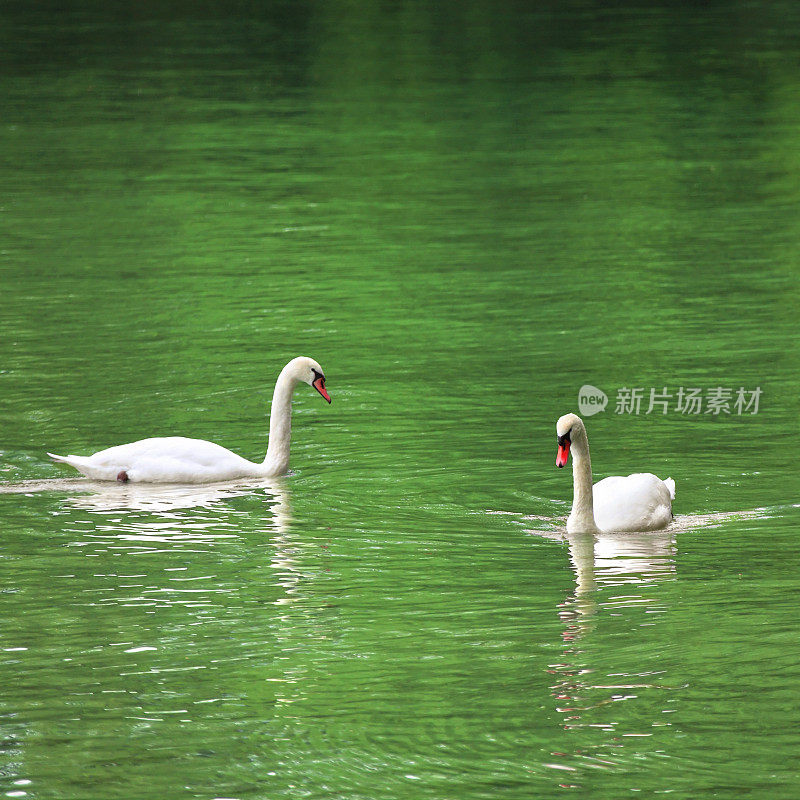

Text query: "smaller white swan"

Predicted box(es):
[556, 413, 675, 533]
[48, 356, 331, 483]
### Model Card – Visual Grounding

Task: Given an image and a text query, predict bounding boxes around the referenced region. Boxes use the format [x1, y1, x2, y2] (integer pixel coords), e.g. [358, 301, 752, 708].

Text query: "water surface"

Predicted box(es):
[1, 2, 799, 798]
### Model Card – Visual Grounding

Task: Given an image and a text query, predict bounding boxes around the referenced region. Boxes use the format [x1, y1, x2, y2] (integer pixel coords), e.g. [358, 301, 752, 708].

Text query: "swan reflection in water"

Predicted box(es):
[59, 477, 292, 524]
[0, 476, 290, 525]
[3, 476, 323, 717]
[59, 478, 313, 611]
[554, 528, 676, 643]
[530, 527, 677, 751]
[58, 479, 295, 568]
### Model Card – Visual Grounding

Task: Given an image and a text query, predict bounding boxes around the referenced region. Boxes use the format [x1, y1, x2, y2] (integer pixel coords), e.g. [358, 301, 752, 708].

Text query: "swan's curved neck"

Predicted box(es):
[262, 367, 298, 475]
[569, 430, 599, 533]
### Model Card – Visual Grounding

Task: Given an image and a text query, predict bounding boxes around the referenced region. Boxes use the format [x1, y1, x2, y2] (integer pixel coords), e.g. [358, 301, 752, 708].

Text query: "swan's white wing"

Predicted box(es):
[89, 437, 240, 465]
[592, 472, 674, 532]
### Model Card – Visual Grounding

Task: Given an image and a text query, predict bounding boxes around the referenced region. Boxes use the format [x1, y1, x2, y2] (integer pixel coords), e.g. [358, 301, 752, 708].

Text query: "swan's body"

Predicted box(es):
[49, 437, 268, 483]
[556, 413, 675, 533]
[48, 356, 330, 484]
[590, 473, 675, 532]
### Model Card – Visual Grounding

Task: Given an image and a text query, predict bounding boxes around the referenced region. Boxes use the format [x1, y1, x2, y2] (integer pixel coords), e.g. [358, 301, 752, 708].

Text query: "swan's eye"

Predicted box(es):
[557, 431, 571, 447]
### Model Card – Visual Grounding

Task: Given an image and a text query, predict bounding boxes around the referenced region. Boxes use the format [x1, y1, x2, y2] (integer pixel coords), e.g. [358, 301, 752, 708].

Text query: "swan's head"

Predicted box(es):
[556, 413, 584, 468]
[285, 356, 331, 403]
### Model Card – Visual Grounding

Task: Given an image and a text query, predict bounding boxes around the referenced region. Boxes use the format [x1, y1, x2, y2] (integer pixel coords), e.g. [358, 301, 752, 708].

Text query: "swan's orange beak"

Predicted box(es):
[556, 440, 570, 468]
[313, 376, 331, 403]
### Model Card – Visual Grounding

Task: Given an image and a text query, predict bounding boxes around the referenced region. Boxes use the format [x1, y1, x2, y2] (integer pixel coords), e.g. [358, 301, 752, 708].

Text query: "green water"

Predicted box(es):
[1, 2, 799, 798]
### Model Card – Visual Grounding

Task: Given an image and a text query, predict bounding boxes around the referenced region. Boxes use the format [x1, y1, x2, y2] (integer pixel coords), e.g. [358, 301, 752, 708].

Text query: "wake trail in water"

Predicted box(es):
[0, 478, 98, 494]
[484, 504, 795, 536]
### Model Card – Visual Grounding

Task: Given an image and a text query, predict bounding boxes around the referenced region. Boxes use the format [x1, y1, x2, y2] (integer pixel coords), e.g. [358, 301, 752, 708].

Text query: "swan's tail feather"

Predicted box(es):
[47, 452, 89, 470]
[664, 477, 676, 500]
[48, 452, 110, 480]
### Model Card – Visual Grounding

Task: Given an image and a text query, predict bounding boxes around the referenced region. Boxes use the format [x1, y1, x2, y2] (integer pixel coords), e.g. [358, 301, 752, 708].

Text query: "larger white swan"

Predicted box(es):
[556, 413, 675, 533]
[48, 356, 331, 483]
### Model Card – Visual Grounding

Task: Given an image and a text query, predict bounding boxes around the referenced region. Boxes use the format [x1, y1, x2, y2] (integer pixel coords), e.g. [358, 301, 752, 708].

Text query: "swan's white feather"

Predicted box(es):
[592, 472, 674, 532]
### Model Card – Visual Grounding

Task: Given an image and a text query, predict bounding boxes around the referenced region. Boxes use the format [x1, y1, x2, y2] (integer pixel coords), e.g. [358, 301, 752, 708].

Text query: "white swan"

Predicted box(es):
[556, 413, 675, 533]
[47, 356, 331, 483]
